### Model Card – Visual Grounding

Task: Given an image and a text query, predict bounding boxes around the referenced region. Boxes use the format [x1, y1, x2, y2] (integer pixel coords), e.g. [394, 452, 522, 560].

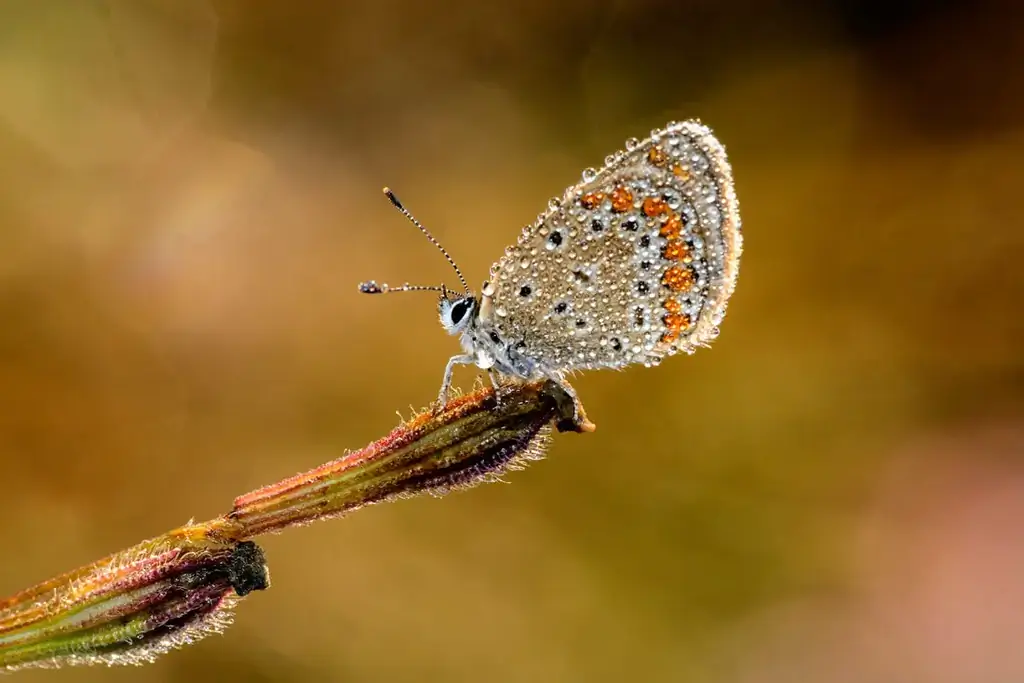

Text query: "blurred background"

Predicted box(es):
[0, 0, 1022, 681]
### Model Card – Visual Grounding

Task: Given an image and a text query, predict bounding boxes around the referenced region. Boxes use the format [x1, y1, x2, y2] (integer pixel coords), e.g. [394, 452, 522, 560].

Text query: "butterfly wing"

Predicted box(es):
[487, 120, 742, 374]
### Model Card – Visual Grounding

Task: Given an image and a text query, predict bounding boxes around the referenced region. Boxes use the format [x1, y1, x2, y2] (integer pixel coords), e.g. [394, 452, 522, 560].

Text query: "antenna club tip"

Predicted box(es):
[382, 187, 403, 209]
[358, 281, 387, 294]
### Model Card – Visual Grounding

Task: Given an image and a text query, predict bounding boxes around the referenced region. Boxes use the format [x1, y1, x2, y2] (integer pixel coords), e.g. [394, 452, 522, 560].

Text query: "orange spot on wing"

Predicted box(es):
[648, 146, 668, 166]
[610, 186, 633, 212]
[580, 192, 605, 209]
[659, 214, 682, 239]
[661, 311, 691, 343]
[662, 266, 695, 292]
[663, 298, 683, 315]
[643, 197, 668, 217]
[662, 240, 690, 261]
[672, 164, 692, 182]
[663, 312, 691, 331]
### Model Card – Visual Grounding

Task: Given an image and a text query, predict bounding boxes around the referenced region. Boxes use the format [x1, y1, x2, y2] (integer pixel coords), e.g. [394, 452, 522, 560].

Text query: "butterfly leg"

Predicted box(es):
[437, 354, 476, 410]
[488, 369, 515, 406]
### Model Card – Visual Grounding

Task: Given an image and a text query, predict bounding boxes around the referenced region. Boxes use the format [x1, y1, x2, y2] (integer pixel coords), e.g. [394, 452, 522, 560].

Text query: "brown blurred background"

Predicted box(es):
[1, 1, 1022, 681]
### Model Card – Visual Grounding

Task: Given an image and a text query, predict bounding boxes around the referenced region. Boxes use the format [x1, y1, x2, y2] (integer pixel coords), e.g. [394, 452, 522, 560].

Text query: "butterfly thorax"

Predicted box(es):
[461, 321, 546, 380]
[437, 287, 552, 381]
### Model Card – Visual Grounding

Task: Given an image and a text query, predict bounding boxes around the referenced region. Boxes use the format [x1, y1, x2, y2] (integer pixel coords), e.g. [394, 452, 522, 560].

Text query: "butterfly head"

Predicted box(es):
[438, 294, 478, 335]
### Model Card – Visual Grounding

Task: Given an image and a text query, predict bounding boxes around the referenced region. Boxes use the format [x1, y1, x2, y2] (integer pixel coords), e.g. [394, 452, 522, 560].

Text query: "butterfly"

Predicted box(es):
[360, 120, 742, 427]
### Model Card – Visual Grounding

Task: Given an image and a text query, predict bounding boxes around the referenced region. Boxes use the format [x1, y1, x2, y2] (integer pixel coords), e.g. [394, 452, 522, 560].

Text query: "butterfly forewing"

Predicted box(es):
[488, 120, 742, 373]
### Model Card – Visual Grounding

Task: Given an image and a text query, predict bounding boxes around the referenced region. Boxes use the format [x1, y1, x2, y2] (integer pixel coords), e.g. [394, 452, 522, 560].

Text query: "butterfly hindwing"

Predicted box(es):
[487, 120, 742, 374]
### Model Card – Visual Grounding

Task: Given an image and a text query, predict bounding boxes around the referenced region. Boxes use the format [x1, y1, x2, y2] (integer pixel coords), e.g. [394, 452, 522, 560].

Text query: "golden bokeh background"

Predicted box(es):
[1, 1, 1022, 681]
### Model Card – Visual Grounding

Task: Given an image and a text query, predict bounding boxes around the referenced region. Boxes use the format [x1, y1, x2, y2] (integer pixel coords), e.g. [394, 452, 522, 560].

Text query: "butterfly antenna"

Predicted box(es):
[380, 187, 472, 295]
[358, 281, 449, 296]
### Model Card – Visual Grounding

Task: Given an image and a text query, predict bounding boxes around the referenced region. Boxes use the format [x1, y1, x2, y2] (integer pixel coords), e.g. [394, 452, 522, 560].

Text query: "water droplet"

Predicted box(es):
[663, 189, 682, 210]
[581, 167, 597, 183]
[625, 137, 640, 151]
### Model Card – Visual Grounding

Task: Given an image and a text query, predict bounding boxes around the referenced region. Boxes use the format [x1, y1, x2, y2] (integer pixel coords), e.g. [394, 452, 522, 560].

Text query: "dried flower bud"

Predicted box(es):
[0, 522, 267, 671]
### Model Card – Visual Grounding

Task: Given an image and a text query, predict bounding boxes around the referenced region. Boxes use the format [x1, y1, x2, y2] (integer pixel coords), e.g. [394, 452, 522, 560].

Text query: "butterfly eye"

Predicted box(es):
[450, 299, 472, 325]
